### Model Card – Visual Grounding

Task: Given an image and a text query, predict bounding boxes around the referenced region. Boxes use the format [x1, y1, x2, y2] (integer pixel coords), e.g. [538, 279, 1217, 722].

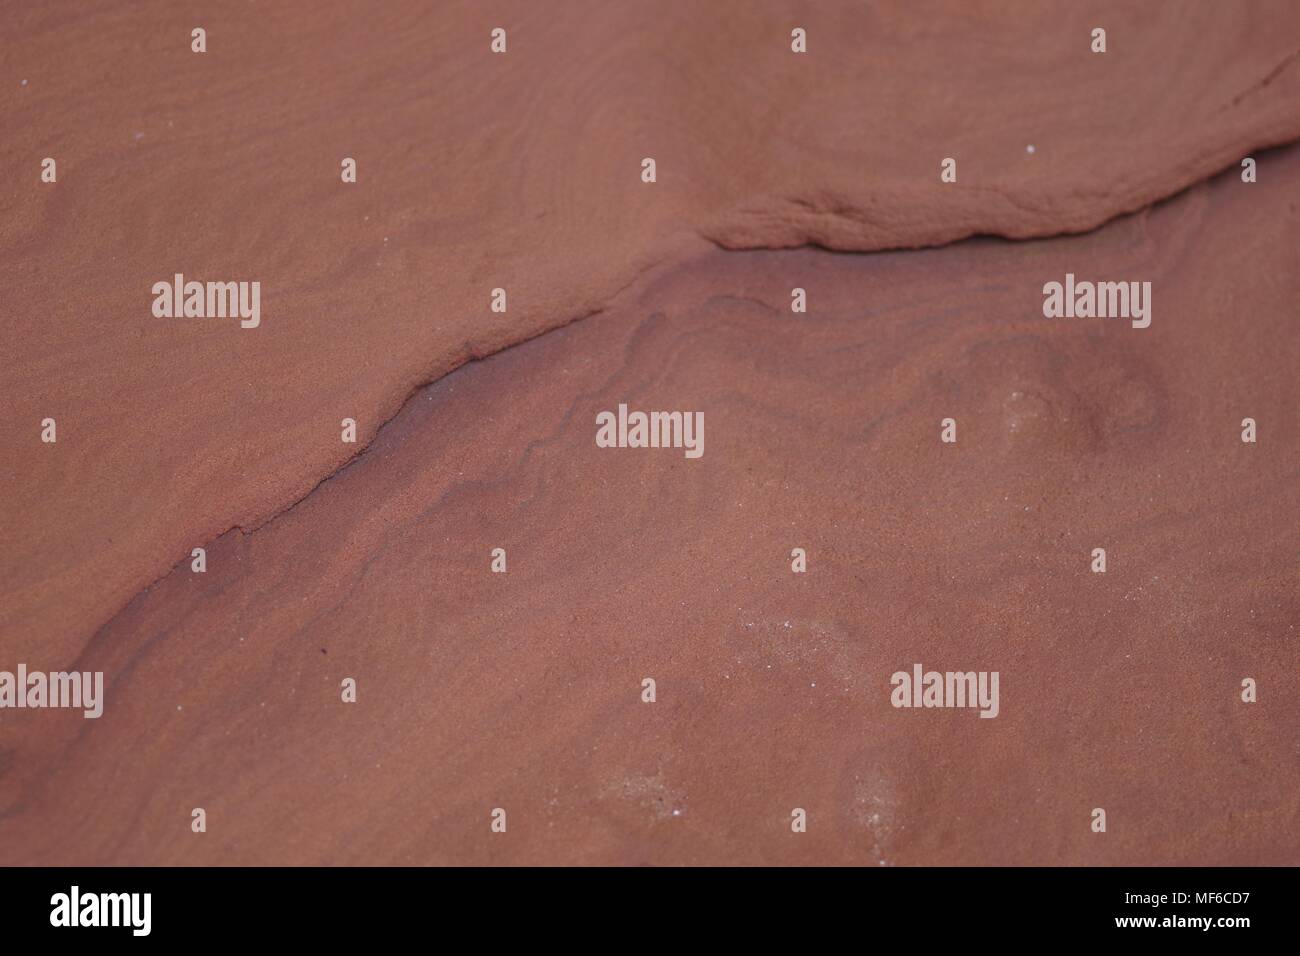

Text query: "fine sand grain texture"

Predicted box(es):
[4, 0, 1300, 664]
[2, 138, 1296, 864]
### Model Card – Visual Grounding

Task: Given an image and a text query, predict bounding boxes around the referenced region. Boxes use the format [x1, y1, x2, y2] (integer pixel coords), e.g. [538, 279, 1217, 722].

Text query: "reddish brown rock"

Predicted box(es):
[3, 0, 1300, 657]
[2, 145, 1295, 864]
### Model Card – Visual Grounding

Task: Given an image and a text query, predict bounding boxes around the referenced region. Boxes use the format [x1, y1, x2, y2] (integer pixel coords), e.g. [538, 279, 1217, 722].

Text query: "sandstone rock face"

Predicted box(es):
[1, 1, 1297, 864]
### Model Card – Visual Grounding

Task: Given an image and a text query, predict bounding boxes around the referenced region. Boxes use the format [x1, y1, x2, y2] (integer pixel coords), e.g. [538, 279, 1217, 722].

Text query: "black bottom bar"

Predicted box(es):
[0, 866, 1288, 942]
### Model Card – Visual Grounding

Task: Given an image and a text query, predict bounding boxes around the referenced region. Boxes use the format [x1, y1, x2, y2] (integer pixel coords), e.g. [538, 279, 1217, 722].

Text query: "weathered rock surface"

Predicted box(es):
[3, 141, 1295, 864]
[3, 0, 1299, 658]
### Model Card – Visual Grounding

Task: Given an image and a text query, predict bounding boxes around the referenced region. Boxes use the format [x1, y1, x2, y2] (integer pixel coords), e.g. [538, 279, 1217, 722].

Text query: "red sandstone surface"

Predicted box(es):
[1, 1, 1297, 864]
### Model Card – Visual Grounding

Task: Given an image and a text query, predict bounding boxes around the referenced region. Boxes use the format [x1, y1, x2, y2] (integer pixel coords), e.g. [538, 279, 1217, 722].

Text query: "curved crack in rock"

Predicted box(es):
[37, 139, 1300, 663]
